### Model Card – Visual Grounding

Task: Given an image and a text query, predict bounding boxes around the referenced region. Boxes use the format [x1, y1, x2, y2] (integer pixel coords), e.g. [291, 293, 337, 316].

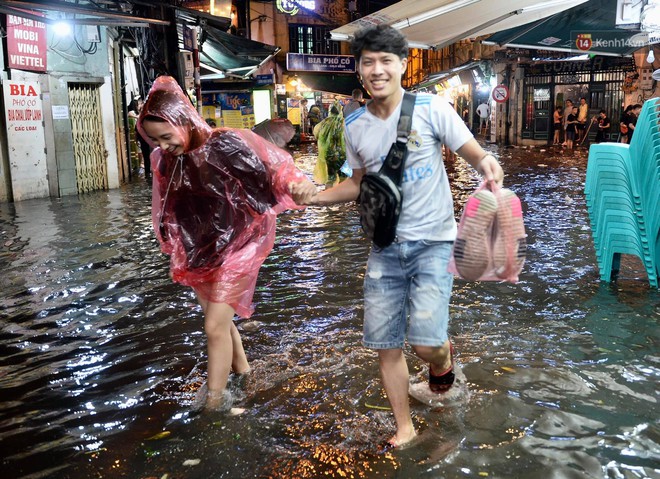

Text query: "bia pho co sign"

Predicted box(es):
[277, 0, 316, 15]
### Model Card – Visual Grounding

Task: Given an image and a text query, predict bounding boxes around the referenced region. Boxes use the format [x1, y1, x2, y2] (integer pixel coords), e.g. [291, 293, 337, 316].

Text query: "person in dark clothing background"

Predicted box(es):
[594, 109, 610, 143]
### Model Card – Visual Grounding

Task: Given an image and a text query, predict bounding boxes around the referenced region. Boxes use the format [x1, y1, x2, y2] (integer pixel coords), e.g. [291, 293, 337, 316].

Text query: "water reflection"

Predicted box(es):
[0, 145, 658, 478]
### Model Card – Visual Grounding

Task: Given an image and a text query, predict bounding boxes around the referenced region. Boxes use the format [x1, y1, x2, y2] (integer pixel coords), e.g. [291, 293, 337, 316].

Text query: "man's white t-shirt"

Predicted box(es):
[345, 90, 473, 242]
[476, 102, 489, 119]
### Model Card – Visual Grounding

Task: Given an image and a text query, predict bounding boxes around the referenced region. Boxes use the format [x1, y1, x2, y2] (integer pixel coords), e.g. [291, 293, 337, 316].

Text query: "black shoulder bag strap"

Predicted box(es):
[378, 91, 416, 184]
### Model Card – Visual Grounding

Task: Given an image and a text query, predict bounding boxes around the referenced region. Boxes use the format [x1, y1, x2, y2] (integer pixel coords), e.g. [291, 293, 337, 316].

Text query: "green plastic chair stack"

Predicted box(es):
[585, 98, 660, 287]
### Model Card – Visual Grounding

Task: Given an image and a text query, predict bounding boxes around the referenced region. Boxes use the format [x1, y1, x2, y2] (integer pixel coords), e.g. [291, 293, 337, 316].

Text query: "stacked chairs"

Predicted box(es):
[584, 98, 660, 287]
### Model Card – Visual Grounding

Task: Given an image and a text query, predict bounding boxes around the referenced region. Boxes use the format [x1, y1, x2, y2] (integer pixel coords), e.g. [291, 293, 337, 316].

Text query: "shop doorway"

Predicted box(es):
[554, 84, 589, 111]
[522, 83, 551, 140]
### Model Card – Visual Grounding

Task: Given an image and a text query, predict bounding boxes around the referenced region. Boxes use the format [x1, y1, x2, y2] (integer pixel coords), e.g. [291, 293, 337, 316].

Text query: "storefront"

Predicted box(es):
[521, 57, 634, 144]
[413, 61, 492, 134]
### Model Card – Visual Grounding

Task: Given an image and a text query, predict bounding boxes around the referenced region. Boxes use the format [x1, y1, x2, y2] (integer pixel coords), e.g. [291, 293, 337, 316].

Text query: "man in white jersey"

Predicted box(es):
[290, 25, 503, 448]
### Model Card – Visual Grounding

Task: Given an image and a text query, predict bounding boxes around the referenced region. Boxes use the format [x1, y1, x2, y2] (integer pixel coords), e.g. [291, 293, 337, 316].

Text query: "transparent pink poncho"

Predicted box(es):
[137, 76, 306, 317]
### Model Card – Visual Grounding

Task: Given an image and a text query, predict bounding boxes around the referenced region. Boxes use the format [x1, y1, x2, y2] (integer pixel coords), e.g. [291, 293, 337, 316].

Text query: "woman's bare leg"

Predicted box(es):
[230, 323, 250, 374]
[203, 301, 236, 398]
[196, 295, 250, 377]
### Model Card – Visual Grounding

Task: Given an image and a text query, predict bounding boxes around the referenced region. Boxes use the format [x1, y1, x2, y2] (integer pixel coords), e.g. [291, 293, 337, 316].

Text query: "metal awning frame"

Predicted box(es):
[330, 0, 588, 50]
[1, 0, 170, 27]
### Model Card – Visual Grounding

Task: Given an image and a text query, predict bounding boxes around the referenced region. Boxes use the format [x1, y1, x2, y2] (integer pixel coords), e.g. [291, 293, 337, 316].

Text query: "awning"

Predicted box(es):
[176, 10, 279, 80]
[199, 28, 280, 79]
[330, 0, 588, 50]
[483, 0, 648, 57]
[428, 61, 484, 84]
[297, 73, 364, 97]
[1, 0, 170, 27]
[413, 60, 485, 90]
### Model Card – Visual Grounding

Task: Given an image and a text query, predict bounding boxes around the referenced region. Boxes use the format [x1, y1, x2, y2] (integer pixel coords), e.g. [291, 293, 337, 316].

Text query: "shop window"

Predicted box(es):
[289, 24, 340, 54]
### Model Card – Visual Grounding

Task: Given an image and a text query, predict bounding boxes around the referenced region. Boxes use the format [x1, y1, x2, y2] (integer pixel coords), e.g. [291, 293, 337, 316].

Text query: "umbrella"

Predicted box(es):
[252, 118, 295, 148]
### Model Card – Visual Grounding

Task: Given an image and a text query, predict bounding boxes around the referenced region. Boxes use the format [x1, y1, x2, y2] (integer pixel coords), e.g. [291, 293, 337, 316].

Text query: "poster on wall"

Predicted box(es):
[286, 98, 301, 126]
[3, 81, 49, 200]
[6, 11, 48, 72]
[214, 92, 255, 129]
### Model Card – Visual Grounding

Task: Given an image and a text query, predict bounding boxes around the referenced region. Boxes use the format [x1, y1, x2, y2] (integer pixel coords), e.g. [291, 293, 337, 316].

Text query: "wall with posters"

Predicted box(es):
[2, 81, 49, 201]
[0, 12, 119, 201]
[201, 92, 256, 129]
[0, 42, 9, 202]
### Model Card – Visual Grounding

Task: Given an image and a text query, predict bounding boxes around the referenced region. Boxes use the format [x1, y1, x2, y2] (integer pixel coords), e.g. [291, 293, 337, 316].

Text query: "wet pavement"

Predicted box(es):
[0, 141, 658, 479]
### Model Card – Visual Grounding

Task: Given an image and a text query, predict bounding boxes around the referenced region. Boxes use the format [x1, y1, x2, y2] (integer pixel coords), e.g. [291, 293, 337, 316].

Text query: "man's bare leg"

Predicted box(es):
[379, 348, 417, 446]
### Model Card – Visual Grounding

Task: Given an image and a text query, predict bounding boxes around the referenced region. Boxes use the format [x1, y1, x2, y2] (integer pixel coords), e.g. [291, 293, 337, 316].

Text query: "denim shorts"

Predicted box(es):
[363, 240, 454, 349]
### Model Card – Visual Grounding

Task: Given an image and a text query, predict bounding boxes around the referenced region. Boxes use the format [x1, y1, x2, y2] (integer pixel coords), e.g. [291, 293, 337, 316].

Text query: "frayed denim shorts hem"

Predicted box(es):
[362, 240, 454, 350]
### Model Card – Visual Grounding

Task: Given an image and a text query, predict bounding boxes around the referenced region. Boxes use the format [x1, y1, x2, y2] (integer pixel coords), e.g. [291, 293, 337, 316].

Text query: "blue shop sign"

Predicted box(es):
[255, 74, 274, 85]
[286, 53, 356, 73]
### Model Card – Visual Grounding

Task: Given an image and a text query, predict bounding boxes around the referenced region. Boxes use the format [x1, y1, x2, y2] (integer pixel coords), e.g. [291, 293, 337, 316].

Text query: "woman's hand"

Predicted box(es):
[289, 178, 318, 205]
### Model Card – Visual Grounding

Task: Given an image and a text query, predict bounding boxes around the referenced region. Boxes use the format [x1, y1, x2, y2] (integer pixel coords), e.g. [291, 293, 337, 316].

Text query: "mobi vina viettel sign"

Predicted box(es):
[7, 12, 48, 72]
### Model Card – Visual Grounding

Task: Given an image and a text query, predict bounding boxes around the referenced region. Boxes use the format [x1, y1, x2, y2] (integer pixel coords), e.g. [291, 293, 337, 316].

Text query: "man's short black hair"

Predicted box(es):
[350, 25, 408, 63]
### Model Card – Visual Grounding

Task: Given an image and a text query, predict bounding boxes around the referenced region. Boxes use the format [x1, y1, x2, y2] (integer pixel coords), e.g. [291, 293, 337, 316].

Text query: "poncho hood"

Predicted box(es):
[137, 76, 211, 153]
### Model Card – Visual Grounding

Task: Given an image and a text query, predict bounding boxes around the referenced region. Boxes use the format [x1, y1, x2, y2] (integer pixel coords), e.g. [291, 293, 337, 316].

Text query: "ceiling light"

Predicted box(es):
[53, 21, 72, 37]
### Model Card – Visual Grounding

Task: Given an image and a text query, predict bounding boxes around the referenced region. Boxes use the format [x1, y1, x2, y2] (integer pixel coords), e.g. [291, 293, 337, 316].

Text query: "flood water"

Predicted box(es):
[1, 143, 658, 479]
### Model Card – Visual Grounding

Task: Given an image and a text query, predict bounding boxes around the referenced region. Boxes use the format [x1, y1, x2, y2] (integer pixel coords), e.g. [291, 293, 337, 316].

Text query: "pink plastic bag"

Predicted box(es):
[448, 180, 526, 283]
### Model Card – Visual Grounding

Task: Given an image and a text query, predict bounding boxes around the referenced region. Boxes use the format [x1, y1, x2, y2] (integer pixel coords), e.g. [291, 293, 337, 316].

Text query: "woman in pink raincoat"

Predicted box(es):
[138, 76, 316, 409]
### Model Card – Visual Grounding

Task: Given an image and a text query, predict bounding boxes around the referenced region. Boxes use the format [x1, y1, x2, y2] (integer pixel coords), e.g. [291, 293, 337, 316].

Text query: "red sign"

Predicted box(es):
[492, 84, 509, 103]
[6, 12, 48, 72]
[576, 33, 592, 51]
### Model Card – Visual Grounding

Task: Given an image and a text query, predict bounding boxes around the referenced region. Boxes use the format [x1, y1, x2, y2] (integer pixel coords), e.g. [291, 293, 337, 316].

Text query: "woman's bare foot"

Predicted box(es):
[233, 366, 251, 375]
[204, 388, 225, 410]
[387, 428, 417, 447]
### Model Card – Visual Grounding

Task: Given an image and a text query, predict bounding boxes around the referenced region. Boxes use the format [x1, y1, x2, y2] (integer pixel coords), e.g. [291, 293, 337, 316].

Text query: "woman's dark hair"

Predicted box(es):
[128, 99, 139, 114]
[142, 114, 167, 123]
[330, 106, 339, 115]
[350, 25, 408, 62]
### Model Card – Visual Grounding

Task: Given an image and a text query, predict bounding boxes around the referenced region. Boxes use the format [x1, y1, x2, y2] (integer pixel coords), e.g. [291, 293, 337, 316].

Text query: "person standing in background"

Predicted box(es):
[627, 104, 643, 143]
[619, 104, 633, 144]
[552, 106, 562, 145]
[300, 98, 310, 135]
[594, 109, 610, 143]
[343, 89, 365, 117]
[577, 97, 589, 144]
[133, 98, 152, 180]
[308, 102, 323, 132]
[476, 101, 490, 136]
[565, 105, 579, 150]
[561, 99, 573, 147]
[313, 103, 347, 188]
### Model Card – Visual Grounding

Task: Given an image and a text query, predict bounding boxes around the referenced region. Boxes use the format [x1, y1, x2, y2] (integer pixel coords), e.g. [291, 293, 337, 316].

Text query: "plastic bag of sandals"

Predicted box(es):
[448, 180, 526, 282]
